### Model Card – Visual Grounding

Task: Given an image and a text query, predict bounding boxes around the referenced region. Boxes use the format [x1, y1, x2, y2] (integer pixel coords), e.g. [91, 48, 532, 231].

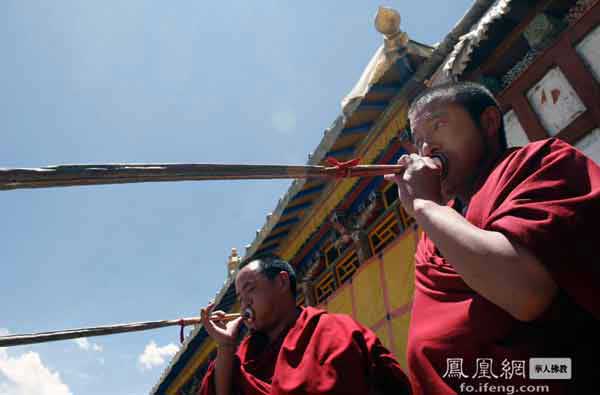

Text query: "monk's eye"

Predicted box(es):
[433, 119, 447, 131]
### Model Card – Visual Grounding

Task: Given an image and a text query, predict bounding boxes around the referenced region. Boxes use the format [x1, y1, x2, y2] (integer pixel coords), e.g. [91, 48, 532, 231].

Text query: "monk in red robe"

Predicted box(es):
[386, 81, 600, 394]
[198, 255, 412, 395]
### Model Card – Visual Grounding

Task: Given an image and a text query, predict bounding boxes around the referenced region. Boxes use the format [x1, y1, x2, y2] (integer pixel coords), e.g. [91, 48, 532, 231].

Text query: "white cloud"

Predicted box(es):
[73, 338, 103, 352]
[270, 110, 297, 134]
[138, 341, 179, 371]
[0, 348, 72, 395]
[73, 338, 90, 350]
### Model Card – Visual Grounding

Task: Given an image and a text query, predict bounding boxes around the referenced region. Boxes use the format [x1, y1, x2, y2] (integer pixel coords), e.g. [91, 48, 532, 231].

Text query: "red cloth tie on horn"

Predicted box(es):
[326, 157, 360, 178]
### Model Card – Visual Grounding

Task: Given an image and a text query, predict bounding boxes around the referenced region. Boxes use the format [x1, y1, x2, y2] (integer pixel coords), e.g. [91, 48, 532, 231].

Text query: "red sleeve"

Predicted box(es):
[197, 360, 217, 395]
[364, 328, 413, 395]
[273, 309, 411, 394]
[479, 139, 600, 317]
[197, 357, 245, 395]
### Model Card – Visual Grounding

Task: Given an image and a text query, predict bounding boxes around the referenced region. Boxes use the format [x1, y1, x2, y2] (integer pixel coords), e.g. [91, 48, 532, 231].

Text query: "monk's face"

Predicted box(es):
[235, 261, 285, 333]
[409, 100, 493, 201]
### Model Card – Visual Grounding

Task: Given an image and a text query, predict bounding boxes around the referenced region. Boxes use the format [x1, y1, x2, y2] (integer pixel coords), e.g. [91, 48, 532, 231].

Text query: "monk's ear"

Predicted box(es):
[480, 106, 502, 140]
[276, 271, 290, 294]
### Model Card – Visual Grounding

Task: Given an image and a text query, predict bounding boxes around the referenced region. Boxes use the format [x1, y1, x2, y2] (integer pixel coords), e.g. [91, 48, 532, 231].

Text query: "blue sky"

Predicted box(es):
[0, 2, 474, 394]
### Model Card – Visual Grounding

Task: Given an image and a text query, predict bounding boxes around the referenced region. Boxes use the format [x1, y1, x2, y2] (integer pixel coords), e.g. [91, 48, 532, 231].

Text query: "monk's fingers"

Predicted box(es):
[210, 311, 238, 330]
[421, 155, 443, 170]
[384, 173, 399, 182]
[388, 153, 441, 183]
[384, 165, 408, 182]
[213, 321, 227, 330]
[210, 310, 226, 320]
[228, 317, 244, 333]
[200, 308, 213, 329]
[398, 154, 411, 166]
[202, 313, 224, 336]
[211, 313, 229, 329]
[404, 154, 442, 179]
[385, 155, 411, 182]
[200, 302, 218, 325]
[406, 153, 442, 170]
[410, 153, 432, 169]
[206, 316, 241, 342]
[204, 301, 216, 314]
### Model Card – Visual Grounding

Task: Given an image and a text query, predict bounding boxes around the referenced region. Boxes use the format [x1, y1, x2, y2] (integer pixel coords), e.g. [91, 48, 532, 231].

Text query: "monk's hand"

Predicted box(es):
[200, 301, 243, 348]
[384, 154, 443, 217]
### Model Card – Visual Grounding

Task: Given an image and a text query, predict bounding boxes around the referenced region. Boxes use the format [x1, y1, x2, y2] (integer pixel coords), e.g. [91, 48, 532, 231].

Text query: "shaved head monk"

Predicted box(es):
[386, 81, 600, 394]
[199, 255, 412, 395]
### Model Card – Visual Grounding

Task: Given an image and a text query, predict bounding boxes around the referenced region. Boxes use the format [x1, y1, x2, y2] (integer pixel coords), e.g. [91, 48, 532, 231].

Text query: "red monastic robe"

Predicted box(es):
[407, 138, 600, 395]
[199, 306, 411, 395]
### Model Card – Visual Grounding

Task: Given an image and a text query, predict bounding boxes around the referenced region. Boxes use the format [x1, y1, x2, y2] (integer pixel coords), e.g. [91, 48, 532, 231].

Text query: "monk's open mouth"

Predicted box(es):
[243, 307, 254, 322]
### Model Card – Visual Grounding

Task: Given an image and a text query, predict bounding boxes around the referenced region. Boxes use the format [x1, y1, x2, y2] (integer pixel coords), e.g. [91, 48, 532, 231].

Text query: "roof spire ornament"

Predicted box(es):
[374, 6, 400, 37]
[227, 247, 241, 278]
[341, 6, 409, 113]
[375, 6, 409, 53]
